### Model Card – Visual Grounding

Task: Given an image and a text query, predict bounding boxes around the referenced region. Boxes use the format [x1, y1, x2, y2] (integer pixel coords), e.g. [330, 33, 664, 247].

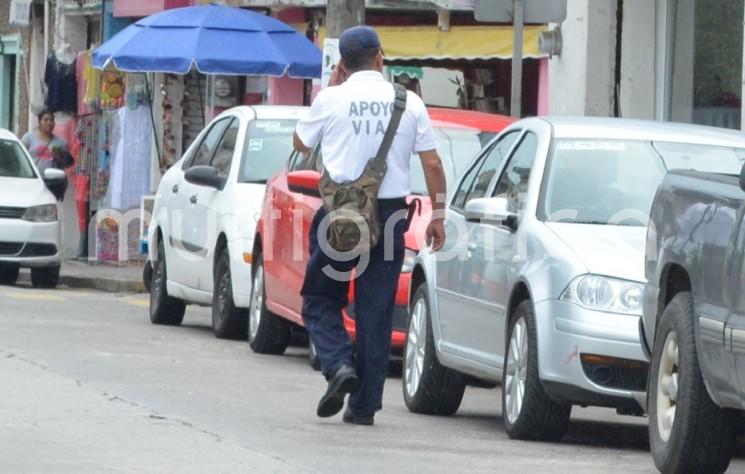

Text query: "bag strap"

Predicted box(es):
[372, 84, 408, 168]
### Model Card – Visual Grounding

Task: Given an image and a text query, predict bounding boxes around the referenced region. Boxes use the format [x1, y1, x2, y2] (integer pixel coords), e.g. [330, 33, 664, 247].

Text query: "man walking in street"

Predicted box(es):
[293, 25, 447, 425]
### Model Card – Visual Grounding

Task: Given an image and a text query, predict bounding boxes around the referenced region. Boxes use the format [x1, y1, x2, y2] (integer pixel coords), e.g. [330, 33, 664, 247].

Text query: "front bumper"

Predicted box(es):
[0, 218, 61, 267]
[534, 299, 648, 407]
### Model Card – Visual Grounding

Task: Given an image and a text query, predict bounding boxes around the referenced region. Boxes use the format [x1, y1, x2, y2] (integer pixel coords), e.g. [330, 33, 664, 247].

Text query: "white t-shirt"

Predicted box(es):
[295, 71, 437, 198]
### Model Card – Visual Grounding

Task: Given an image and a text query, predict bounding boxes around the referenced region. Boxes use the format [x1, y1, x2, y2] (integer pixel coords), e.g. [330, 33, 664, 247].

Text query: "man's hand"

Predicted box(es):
[328, 64, 349, 87]
[426, 218, 446, 252]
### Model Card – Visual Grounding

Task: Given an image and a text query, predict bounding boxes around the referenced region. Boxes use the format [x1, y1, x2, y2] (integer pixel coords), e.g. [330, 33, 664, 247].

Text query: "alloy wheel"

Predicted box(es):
[505, 317, 528, 424]
[249, 264, 264, 341]
[405, 297, 427, 398]
[656, 330, 679, 442]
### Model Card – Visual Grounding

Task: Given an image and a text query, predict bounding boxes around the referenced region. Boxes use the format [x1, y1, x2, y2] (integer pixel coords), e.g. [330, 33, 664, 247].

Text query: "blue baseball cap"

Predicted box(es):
[339, 26, 381, 58]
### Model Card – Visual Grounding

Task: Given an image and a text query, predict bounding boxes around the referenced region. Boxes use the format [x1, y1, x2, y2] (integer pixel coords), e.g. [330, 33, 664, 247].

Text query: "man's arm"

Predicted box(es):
[418, 149, 447, 251]
[293, 132, 311, 154]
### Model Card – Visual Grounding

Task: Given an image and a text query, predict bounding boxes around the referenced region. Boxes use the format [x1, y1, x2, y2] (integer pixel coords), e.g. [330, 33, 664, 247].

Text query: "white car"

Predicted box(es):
[147, 106, 307, 338]
[0, 129, 65, 288]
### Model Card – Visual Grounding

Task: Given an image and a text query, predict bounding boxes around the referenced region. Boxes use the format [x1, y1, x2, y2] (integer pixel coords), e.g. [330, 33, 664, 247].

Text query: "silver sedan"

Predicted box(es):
[402, 117, 745, 441]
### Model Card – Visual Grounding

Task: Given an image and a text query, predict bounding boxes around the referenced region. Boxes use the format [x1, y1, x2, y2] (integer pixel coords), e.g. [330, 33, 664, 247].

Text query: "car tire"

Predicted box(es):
[403, 284, 466, 415]
[502, 300, 571, 441]
[0, 263, 19, 285]
[149, 238, 186, 326]
[309, 340, 321, 371]
[648, 292, 735, 474]
[30, 265, 60, 289]
[247, 251, 290, 355]
[212, 249, 248, 340]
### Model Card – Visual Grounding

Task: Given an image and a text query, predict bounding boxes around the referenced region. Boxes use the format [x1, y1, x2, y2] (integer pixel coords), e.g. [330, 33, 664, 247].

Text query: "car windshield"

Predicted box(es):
[409, 127, 496, 195]
[239, 119, 298, 183]
[542, 139, 745, 227]
[0, 139, 36, 179]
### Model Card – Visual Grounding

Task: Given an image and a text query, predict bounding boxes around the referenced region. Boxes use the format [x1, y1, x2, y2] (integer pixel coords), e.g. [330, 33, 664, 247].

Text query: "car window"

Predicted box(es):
[493, 132, 538, 213]
[409, 128, 498, 196]
[451, 130, 520, 211]
[209, 119, 239, 177]
[238, 119, 299, 183]
[0, 139, 36, 179]
[188, 118, 232, 169]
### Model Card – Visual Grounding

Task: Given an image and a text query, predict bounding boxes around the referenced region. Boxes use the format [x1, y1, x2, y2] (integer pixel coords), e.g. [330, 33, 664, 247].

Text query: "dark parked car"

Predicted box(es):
[643, 152, 745, 473]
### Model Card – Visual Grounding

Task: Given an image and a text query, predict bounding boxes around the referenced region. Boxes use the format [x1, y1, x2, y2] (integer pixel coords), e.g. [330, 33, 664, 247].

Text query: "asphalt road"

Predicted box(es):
[1, 284, 743, 473]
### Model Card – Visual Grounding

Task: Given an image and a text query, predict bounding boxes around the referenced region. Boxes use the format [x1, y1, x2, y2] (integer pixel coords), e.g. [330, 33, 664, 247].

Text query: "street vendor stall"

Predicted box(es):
[83, 5, 321, 261]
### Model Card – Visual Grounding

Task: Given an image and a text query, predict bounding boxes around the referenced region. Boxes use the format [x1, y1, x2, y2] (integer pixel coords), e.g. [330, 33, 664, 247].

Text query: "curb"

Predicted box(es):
[18, 272, 146, 294]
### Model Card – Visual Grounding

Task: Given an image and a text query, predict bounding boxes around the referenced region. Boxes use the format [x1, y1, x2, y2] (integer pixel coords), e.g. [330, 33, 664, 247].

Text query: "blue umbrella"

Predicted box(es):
[92, 5, 322, 78]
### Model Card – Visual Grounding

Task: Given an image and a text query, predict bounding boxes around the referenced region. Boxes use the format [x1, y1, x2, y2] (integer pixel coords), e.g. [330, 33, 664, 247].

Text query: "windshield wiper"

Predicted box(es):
[240, 179, 267, 184]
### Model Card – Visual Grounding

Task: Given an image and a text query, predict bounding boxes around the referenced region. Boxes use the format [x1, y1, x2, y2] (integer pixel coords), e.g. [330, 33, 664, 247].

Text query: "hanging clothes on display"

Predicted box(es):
[45, 53, 78, 114]
[107, 104, 151, 211]
[76, 51, 100, 116]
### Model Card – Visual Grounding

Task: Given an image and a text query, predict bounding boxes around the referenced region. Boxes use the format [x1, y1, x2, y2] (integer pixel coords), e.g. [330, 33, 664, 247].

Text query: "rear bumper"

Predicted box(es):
[344, 304, 408, 349]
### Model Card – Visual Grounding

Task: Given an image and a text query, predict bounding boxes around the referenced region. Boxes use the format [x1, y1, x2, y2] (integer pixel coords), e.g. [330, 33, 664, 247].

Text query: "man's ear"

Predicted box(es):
[375, 51, 385, 71]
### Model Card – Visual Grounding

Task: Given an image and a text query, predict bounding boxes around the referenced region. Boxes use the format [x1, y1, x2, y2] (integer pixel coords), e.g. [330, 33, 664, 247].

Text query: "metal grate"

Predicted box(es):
[0, 206, 25, 219]
[0, 242, 23, 256]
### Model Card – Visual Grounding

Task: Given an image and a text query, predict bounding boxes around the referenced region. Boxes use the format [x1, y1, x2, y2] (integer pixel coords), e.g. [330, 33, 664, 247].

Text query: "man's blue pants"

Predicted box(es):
[301, 199, 407, 416]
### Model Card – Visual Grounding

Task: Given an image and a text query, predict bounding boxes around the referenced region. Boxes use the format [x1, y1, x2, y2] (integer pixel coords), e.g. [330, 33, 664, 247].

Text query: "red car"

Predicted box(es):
[248, 108, 514, 366]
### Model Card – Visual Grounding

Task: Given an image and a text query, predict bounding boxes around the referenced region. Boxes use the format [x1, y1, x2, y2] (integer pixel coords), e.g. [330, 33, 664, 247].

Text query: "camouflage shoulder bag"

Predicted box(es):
[319, 84, 408, 253]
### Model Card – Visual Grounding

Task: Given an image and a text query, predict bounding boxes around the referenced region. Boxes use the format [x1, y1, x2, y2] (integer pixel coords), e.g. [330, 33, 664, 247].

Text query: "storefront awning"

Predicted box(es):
[318, 25, 546, 61]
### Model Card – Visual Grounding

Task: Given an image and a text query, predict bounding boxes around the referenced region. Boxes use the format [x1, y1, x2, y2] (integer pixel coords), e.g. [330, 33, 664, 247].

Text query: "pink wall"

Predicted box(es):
[113, 0, 190, 18]
[538, 58, 549, 116]
[265, 8, 307, 106]
[268, 76, 304, 106]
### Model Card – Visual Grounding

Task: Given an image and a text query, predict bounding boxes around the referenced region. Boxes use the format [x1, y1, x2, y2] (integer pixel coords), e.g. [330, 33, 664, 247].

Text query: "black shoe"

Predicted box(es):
[317, 364, 359, 418]
[342, 407, 374, 426]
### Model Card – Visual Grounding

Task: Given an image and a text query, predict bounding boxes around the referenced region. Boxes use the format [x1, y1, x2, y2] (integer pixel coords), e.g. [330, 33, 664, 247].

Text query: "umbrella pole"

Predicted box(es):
[197, 71, 206, 128]
[145, 73, 164, 170]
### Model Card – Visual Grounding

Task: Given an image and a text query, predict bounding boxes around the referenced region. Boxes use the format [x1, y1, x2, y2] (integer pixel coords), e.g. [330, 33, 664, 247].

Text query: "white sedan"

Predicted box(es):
[147, 106, 306, 339]
[0, 129, 66, 288]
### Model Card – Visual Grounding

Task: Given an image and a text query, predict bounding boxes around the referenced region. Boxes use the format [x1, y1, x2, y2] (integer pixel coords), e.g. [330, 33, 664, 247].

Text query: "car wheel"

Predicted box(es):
[149, 238, 186, 326]
[403, 284, 465, 415]
[648, 292, 735, 474]
[247, 251, 290, 355]
[502, 300, 571, 441]
[30, 265, 60, 289]
[0, 263, 19, 285]
[212, 249, 248, 340]
[309, 340, 321, 371]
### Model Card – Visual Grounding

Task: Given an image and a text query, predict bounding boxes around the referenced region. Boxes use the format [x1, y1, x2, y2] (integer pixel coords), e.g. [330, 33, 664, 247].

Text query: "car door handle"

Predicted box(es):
[172, 184, 179, 194]
[190, 195, 197, 204]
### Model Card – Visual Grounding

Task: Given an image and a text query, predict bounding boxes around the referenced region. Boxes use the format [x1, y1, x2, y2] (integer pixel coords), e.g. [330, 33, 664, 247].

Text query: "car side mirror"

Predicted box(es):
[740, 163, 745, 192]
[43, 168, 66, 182]
[287, 170, 321, 196]
[464, 197, 518, 231]
[185, 165, 225, 189]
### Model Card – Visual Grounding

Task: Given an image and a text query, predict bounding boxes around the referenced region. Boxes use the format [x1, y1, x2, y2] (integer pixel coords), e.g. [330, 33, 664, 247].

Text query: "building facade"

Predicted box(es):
[549, 0, 745, 131]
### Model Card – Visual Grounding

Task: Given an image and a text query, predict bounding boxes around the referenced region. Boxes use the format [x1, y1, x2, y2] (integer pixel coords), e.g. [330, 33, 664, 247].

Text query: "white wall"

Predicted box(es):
[548, 0, 617, 116]
[619, 0, 657, 120]
[420, 67, 462, 108]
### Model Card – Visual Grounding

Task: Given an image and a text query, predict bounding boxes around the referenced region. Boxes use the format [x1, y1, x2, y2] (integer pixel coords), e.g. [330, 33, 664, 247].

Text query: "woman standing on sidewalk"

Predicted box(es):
[21, 110, 72, 201]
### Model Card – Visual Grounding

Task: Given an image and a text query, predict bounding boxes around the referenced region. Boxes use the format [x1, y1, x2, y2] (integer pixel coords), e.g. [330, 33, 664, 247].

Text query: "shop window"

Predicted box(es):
[666, 0, 744, 129]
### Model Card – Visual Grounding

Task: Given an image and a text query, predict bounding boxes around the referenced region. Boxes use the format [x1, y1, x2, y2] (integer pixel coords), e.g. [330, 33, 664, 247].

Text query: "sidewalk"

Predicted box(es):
[18, 260, 147, 293]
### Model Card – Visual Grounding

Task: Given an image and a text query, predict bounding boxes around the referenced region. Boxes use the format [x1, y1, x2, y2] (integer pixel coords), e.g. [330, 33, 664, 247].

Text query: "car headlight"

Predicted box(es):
[560, 275, 643, 315]
[401, 248, 417, 273]
[22, 204, 58, 222]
